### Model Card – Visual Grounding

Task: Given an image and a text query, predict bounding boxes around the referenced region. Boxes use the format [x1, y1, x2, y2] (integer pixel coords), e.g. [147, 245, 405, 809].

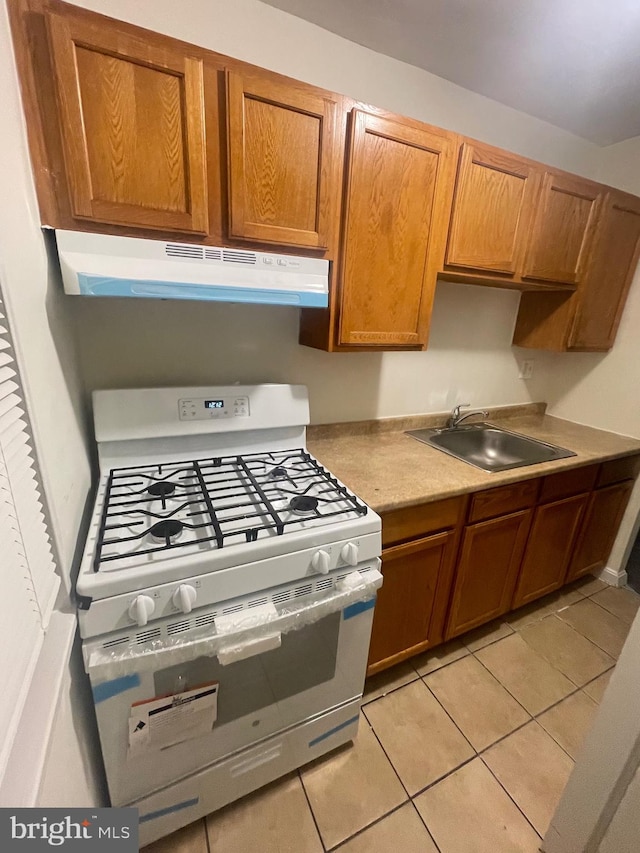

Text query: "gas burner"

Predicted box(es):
[147, 481, 178, 498]
[268, 466, 288, 480]
[149, 519, 184, 541]
[289, 495, 319, 515]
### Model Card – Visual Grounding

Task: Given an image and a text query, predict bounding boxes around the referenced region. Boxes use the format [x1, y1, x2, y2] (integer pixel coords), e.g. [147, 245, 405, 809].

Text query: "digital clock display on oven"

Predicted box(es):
[204, 400, 224, 409]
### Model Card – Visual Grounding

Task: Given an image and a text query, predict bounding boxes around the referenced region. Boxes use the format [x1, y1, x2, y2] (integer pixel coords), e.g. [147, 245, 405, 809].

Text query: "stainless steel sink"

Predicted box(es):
[405, 423, 576, 472]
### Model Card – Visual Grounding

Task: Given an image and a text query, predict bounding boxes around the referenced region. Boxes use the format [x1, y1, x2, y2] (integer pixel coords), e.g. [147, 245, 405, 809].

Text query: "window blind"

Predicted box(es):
[0, 287, 59, 779]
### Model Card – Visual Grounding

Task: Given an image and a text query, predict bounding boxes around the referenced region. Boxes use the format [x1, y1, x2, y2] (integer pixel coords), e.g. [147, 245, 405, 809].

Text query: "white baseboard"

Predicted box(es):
[598, 565, 628, 587]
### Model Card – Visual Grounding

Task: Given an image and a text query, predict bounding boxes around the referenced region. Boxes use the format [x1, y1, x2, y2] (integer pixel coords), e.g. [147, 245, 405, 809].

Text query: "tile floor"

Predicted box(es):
[143, 577, 640, 853]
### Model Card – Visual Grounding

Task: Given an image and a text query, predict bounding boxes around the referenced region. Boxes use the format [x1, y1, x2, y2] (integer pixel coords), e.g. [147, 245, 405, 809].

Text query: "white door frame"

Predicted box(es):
[543, 609, 640, 852]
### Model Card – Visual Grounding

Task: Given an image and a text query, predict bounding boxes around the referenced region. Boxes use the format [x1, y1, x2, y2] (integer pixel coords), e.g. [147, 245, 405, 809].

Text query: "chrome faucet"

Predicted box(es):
[447, 403, 489, 429]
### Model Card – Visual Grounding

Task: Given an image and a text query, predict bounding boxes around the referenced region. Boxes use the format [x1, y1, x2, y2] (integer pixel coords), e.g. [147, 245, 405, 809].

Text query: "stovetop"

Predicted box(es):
[93, 449, 368, 572]
[76, 384, 382, 637]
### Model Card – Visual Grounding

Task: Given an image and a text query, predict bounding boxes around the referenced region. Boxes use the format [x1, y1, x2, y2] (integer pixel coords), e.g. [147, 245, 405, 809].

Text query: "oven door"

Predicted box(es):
[87, 566, 381, 806]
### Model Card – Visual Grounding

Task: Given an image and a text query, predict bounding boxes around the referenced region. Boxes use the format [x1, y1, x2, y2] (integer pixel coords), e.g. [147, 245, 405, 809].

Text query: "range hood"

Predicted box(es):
[54, 230, 329, 308]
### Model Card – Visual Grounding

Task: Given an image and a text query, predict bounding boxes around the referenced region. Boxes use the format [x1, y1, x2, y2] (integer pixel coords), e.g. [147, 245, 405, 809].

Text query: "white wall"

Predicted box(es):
[599, 763, 640, 853]
[37, 636, 108, 808]
[62, 0, 604, 427]
[0, 0, 94, 809]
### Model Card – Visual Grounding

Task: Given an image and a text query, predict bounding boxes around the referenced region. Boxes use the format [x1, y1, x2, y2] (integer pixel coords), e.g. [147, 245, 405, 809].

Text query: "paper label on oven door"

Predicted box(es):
[127, 682, 218, 757]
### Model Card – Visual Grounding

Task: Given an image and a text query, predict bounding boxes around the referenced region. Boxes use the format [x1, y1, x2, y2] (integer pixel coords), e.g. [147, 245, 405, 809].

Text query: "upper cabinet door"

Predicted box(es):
[522, 173, 603, 284]
[226, 70, 338, 248]
[338, 111, 455, 347]
[46, 9, 208, 234]
[569, 193, 640, 350]
[445, 142, 538, 275]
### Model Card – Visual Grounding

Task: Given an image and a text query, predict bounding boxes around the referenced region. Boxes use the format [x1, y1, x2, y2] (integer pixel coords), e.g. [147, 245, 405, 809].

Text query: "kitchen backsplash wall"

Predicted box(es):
[75, 282, 558, 425]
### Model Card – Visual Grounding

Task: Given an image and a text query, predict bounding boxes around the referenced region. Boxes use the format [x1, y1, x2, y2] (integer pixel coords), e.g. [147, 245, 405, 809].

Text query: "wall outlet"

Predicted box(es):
[519, 359, 535, 379]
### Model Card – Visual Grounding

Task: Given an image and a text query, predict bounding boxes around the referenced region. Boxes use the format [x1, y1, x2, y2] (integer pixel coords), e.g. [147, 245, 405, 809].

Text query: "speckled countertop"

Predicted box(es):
[307, 404, 640, 513]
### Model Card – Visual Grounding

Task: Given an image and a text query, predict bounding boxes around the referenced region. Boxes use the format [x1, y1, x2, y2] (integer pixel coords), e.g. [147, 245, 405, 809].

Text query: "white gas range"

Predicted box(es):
[77, 384, 382, 846]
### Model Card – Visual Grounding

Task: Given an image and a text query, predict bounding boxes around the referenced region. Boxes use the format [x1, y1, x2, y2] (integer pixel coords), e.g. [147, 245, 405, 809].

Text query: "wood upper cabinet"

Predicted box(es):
[226, 70, 339, 248]
[367, 530, 458, 674]
[522, 173, 603, 284]
[566, 481, 634, 581]
[446, 509, 532, 638]
[445, 142, 538, 275]
[512, 493, 589, 608]
[514, 190, 640, 352]
[46, 5, 209, 234]
[569, 192, 640, 350]
[338, 110, 455, 347]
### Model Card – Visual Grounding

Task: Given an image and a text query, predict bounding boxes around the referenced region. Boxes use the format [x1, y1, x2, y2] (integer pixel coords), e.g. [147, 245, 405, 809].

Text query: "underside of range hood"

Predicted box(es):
[53, 230, 329, 308]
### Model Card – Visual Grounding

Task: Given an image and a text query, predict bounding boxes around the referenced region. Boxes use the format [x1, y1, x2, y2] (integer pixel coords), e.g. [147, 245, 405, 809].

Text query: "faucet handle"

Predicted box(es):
[452, 403, 470, 417]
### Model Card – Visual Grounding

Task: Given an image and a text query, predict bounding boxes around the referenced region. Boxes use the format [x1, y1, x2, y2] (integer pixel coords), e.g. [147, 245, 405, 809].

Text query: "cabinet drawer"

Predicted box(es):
[468, 479, 539, 523]
[381, 497, 464, 547]
[539, 465, 598, 503]
[597, 456, 640, 488]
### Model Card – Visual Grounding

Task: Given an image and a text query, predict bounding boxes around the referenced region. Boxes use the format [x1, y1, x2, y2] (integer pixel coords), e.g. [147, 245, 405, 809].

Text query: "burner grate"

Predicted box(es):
[92, 449, 367, 571]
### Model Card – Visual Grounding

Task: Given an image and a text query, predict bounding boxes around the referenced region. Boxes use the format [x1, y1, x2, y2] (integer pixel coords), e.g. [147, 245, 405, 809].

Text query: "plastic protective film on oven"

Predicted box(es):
[87, 567, 382, 679]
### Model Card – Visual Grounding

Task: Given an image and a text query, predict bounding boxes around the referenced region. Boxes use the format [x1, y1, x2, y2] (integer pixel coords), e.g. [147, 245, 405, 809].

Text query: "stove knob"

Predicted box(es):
[311, 549, 331, 575]
[340, 542, 359, 566]
[128, 595, 155, 627]
[173, 584, 197, 614]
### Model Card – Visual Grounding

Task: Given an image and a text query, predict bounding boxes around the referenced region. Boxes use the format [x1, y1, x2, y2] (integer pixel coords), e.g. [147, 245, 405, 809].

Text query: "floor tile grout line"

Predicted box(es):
[416, 676, 482, 755]
[477, 753, 544, 841]
[202, 817, 211, 853]
[552, 609, 622, 660]
[578, 590, 636, 626]
[326, 801, 411, 852]
[470, 631, 585, 696]
[361, 672, 421, 707]
[361, 707, 415, 801]
[403, 752, 479, 802]
[297, 767, 330, 852]
[462, 624, 515, 655]
[407, 799, 443, 853]
[534, 682, 594, 720]
[470, 649, 540, 720]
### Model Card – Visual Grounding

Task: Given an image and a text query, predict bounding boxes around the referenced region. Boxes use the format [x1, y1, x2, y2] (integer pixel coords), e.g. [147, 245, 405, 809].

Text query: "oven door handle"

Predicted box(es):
[87, 567, 382, 680]
[216, 631, 282, 665]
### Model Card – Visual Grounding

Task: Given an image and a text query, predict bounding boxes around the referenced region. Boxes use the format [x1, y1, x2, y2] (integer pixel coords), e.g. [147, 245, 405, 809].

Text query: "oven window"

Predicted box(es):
[153, 611, 340, 726]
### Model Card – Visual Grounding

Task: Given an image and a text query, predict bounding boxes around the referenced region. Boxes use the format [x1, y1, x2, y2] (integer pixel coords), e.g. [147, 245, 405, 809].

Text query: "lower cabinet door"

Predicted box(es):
[566, 481, 634, 580]
[367, 530, 457, 673]
[446, 509, 533, 639]
[512, 493, 589, 608]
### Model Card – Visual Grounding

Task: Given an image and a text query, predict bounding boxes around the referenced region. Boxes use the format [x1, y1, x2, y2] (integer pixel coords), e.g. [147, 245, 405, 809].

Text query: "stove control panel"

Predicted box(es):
[178, 396, 250, 421]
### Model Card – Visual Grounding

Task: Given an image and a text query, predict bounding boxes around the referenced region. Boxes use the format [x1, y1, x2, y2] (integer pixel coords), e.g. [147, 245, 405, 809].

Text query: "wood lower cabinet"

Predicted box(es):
[512, 493, 589, 608]
[367, 457, 638, 675]
[46, 4, 209, 234]
[566, 481, 634, 580]
[337, 110, 456, 348]
[445, 141, 537, 276]
[367, 530, 458, 674]
[445, 509, 533, 639]
[226, 70, 340, 249]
